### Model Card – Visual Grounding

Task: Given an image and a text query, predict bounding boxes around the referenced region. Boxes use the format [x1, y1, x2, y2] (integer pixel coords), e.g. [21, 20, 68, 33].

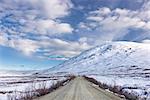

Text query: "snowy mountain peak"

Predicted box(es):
[43, 41, 150, 75]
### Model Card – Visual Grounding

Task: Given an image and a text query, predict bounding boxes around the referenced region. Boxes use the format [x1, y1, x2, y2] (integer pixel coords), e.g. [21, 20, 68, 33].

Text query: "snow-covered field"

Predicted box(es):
[88, 75, 150, 99]
[0, 70, 67, 100]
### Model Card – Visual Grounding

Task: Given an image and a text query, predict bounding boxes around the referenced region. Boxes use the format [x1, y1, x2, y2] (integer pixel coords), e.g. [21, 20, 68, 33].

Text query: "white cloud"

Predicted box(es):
[57, 23, 73, 33]
[0, 35, 91, 57]
[53, 50, 80, 57]
[0, 33, 8, 46]
[81, 3, 150, 41]
[35, 20, 73, 35]
[38, 0, 73, 19]
[90, 7, 111, 16]
[87, 16, 103, 22]
[0, 0, 74, 36]
[142, 39, 150, 44]
[0, 0, 73, 19]
[78, 22, 91, 30]
[0, 0, 77, 58]
[38, 38, 91, 57]
[9, 39, 40, 56]
[78, 37, 88, 43]
[113, 8, 131, 16]
[1, 0, 150, 59]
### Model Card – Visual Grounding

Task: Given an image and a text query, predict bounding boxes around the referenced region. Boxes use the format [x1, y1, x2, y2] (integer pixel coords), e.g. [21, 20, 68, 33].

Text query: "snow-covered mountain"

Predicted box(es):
[42, 41, 150, 75]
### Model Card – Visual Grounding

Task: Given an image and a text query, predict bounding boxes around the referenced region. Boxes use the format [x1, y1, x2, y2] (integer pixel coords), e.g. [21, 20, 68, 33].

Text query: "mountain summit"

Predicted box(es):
[43, 41, 150, 75]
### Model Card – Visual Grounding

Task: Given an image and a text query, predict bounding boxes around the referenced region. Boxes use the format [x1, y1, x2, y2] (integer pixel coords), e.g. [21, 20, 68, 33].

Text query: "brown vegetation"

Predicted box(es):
[7, 75, 75, 100]
[84, 76, 140, 100]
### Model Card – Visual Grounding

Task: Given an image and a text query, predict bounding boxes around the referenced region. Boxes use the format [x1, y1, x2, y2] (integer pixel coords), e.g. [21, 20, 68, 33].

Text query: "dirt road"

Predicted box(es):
[35, 77, 123, 100]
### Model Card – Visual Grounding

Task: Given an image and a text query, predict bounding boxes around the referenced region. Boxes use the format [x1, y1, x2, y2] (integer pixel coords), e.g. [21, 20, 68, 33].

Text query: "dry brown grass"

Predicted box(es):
[84, 76, 140, 100]
[7, 75, 75, 100]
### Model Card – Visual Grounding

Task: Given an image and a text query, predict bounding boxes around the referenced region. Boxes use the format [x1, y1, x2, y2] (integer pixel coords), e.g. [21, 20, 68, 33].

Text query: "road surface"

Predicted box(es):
[35, 77, 123, 100]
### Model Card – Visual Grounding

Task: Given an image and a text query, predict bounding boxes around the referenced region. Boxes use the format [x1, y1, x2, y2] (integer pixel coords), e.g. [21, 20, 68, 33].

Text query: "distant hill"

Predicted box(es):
[41, 41, 150, 76]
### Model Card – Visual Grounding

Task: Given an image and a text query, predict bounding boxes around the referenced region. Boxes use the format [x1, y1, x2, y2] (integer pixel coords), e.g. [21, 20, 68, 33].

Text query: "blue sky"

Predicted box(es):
[0, 0, 150, 70]
[0, 46, 64, 70]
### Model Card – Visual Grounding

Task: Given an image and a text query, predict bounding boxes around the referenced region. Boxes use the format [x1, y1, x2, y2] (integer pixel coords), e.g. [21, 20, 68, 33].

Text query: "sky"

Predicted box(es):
[0, 0, 150, 70]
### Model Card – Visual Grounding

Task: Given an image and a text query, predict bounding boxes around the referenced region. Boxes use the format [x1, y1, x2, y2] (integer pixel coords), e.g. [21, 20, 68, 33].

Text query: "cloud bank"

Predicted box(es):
[79, 1, 150, 42]
[0, 0, 150, 59]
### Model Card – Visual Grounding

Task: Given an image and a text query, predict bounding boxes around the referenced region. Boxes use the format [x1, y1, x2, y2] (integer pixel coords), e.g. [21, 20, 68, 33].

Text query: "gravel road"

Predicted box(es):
[35, 77, 123, 100]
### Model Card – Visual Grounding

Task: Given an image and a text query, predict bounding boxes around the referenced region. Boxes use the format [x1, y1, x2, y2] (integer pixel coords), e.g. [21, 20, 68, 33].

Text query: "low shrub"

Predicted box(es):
[7, 75, 75, 100]
[84, 76, 140, 100]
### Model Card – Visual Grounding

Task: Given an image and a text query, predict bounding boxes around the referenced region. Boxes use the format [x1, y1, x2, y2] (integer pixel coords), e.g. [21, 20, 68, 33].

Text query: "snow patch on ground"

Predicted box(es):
[0, 70, 67, 100]
[88, 75, 150, 99]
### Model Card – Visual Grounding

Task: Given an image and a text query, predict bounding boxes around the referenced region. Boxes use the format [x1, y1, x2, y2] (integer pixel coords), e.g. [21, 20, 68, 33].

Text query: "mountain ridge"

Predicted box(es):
[41, 41, 150, 75]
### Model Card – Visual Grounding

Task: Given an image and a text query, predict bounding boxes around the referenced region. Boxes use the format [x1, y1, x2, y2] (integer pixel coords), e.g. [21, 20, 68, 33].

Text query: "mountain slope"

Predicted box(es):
[38, 41, 150, 99]
[43, 41, 150, 75]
